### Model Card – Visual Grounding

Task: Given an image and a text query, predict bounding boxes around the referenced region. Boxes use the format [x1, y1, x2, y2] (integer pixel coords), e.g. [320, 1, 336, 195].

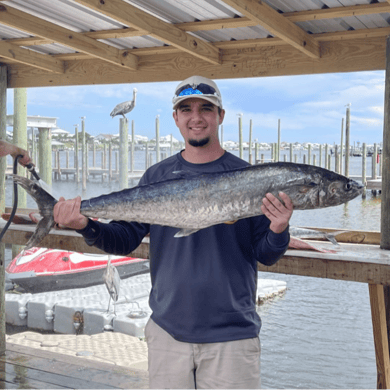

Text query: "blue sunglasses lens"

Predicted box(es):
[178, 88, 204, 97]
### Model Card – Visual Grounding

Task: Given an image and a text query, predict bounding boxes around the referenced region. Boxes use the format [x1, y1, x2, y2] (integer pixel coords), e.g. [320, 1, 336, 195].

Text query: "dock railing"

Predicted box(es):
[1, 212, 390, 388]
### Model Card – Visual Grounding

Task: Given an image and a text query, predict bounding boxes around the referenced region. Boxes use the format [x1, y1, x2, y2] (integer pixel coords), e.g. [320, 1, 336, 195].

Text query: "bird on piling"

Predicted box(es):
[103, 256, 121, 315]
[110, 88, 137, 119]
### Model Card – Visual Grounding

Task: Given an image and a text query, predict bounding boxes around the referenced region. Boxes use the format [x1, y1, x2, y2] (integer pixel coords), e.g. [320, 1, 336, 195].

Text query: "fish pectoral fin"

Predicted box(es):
[174, 228, 200, 237]
[297, 185, 316, 194]
[324, 233, 340, 246]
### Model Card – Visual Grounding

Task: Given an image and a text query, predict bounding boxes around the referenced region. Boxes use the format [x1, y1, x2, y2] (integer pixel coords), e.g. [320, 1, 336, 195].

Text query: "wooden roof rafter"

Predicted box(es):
[0, 3, 138, 70]
[72, 0, 222, 65]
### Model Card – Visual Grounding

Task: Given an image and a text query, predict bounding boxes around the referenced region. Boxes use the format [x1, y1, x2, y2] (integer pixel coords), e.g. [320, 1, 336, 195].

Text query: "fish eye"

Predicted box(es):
[345, 183, 352, 191]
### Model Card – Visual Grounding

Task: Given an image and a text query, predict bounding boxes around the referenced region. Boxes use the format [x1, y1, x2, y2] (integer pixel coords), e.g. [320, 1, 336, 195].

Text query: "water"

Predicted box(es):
[4, 149, 381, 389]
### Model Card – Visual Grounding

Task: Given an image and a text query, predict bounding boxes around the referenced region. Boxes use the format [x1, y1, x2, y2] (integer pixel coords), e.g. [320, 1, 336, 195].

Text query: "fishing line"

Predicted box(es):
[0, 155, 22, 257]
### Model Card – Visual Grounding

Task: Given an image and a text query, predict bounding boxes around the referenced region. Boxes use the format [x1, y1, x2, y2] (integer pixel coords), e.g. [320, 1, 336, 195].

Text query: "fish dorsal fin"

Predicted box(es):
[174, 228, 200, 237]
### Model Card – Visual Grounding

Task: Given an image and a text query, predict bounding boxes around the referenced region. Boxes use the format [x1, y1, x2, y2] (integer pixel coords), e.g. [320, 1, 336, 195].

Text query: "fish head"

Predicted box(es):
[318, 173, 364, 207]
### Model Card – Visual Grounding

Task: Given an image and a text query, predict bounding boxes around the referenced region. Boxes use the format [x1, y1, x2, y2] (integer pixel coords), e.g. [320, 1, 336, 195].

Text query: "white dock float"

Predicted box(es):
[6, 274, 287, 337]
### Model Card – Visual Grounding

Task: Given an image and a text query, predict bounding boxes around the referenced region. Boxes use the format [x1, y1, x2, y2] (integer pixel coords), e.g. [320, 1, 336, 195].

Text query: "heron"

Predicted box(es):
[103, 255, 121, 315]
[110, 88, 137, 119]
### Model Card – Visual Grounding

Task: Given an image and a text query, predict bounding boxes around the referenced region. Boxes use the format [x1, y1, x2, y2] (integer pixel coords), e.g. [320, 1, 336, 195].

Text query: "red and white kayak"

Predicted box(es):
[6, 247, 150, 293]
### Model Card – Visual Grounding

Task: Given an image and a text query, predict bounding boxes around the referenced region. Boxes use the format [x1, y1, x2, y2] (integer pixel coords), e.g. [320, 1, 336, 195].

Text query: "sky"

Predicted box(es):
[6, 70, 386, 146]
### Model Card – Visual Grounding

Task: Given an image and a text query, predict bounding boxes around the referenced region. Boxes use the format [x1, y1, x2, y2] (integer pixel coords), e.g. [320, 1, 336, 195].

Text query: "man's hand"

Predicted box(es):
[54, 196, 88, 230]
[261, 192, 293, 234]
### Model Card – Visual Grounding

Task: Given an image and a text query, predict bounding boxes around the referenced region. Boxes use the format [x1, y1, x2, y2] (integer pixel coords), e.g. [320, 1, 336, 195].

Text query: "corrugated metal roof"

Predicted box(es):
[1, 0, 389, 86]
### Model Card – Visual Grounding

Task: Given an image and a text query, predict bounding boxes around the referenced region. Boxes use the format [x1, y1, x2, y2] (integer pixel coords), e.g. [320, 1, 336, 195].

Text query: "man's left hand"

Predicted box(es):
[261, 192, 293, 234]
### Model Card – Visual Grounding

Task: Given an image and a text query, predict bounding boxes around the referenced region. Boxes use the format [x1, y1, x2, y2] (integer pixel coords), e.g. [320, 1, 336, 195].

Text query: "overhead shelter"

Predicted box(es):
[0, 0, 389, 86]
[1, 0, 390, 388]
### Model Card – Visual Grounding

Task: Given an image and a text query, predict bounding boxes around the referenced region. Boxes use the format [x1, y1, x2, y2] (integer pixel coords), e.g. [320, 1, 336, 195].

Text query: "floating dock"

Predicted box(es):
[5, 273, 287, 337]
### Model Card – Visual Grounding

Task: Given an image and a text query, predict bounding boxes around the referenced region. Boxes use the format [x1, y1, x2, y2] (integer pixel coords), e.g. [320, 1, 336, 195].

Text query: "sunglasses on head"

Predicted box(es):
[175, 83, 219, 98]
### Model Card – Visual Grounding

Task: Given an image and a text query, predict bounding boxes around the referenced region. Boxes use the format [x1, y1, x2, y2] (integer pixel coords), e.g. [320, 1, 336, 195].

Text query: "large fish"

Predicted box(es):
[11, 162, 363, 250]
[289, 226, 349, 246]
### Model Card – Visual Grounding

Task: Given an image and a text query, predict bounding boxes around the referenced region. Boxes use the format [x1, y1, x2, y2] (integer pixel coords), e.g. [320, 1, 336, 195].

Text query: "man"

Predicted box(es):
[54, 75, 293, 389]
[0, 140, 32, 166]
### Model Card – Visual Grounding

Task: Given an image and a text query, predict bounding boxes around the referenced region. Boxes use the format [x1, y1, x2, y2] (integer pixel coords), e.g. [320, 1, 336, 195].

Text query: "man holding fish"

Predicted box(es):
[53, 76, 293, 389]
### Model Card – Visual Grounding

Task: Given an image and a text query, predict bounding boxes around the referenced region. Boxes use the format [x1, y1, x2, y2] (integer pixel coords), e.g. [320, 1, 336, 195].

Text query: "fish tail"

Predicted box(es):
[11, 174, 58, 250]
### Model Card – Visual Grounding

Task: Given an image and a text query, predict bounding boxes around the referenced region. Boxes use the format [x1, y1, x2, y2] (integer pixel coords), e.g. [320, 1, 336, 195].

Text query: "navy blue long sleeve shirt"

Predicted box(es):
[78, 151, 289, 343]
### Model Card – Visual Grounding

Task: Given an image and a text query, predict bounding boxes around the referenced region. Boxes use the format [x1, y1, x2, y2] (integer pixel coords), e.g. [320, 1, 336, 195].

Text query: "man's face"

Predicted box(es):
[173, 98, 225, 148]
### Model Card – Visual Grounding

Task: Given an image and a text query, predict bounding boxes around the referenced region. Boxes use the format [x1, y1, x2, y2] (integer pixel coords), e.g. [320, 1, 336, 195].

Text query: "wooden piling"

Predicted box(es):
[335, 145, 339, 173]
[308, 144, 312, 165]
[130, 121, 135, 172]
[38, 128, 52, 187]
[373, 143, 378, 180]
[319, 144, 323, 168]
[81, 117, 87, 191]
[108, 141, 112, 182]
[340, 118, 344, 175]
[277, 119, 281, 162]
[345, 105, 351, 177]
[290, 143, 293, 162]
[249, 119, 252, 164]
[156, 115, 160, 163]
[12, 90, 28, 263]
[119, 118, 128, 190]
[0, 64, 7, 356]
[74, 125, 79, 183]
[363, 143, 367, 198]
[238, 114, 243, 159]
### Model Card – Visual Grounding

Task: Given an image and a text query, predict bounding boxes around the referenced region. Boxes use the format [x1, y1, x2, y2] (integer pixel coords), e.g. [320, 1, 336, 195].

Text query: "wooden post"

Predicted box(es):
[108, 141, 112, 182]
[119, 118, 128, 190]
[289, 143, 293, 162]
[319, 145, 323, 168]
[0, 64, 7, 356]
[372, 143, 378, 180]
[145, 142, 149, 169]
[156, 115, 160, 163]
[370, 284, 390, 389]
[249, 119, 252, 164]
[345, 105, 351, 177]
[277, 119, 281, 162]
[81, 117, 87, 191]
[38, 128, 52, 187]
[238, 114, 243, 159]
[340, 118, 344, 175]
[130, 121, 135, 172]
[381, 36, 390, 389]
[270, 144, 274, 162]
[92, 141, 96, 168]
[313, 154, 316, 167]
[363, 143, 367, 199]
[255, 142, 258, 164]
[12, 88, 28, 259]
[335, 145, 339, 173]
[308, 144, 312, 165]
[74, 125, 79, 183]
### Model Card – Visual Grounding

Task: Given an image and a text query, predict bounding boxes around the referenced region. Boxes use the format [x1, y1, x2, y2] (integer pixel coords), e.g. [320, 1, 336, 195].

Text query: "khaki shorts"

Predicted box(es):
[145, 318, 261, 389]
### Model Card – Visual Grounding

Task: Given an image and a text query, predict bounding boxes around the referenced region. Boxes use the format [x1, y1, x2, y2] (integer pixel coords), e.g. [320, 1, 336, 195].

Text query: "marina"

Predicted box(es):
[1, 0, 390, 388]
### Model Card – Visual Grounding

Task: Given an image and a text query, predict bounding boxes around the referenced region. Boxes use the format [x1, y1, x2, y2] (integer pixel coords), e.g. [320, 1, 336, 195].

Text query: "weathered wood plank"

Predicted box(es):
[2, 343, 149, 389]
[369, 284, 390, 389]
[0, 369, 70, 389]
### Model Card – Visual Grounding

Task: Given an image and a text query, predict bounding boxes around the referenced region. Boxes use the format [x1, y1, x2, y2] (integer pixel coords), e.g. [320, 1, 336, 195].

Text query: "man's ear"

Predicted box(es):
[219, 109, 225, 125]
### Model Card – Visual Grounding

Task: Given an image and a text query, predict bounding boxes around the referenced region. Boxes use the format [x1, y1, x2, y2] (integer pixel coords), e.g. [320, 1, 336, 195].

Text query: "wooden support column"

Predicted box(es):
[370, 284, 390, 389]
[12, 88, 27, 259]
[38, 128, 52, 187]
[381, 35, 390, 389]
[0, 64, 7, 356]
[119, 118, 128, 190]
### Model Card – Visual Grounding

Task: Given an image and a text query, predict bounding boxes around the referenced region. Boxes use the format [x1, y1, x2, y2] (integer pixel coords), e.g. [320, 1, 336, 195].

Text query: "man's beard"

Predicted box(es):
[188, 137, 210, 147]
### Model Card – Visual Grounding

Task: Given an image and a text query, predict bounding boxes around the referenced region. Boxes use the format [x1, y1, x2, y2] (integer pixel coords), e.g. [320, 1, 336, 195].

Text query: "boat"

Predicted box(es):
[6, 247, 150, 293]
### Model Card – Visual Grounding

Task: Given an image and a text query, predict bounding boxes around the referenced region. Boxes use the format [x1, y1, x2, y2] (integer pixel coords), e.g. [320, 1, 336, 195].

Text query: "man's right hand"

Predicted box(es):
[54, 196, 88, 230]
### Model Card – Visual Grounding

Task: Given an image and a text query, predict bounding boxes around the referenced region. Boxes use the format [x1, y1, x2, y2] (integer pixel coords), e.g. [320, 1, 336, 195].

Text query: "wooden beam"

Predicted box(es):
[73, 0, 222, 65]
[0, 4, 138, 70]
[222, 0, 321, 59]
[0, 41, 64, 73]
[369, 284, 390, 389]
[5, 36, 385, 88]
[285, 2, 390, 22]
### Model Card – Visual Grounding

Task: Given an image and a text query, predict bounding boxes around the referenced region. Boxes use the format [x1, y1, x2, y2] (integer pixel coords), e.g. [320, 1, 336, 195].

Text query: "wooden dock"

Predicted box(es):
[0, 343, 148, 389]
